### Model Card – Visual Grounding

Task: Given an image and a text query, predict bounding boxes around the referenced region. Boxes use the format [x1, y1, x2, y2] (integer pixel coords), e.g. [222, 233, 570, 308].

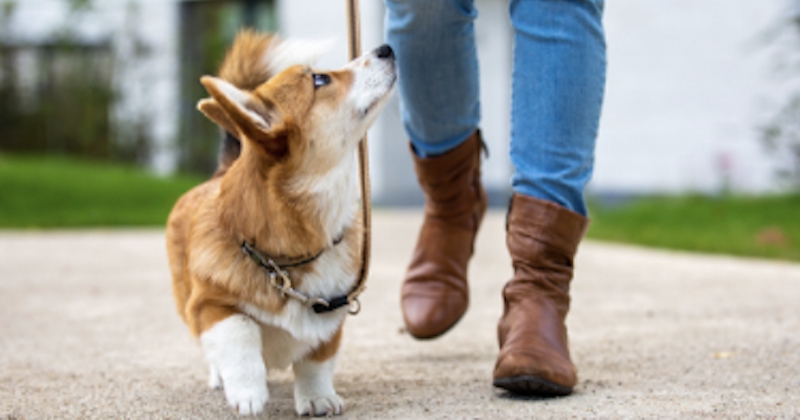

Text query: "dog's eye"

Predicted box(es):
[313, 74, 331, 89]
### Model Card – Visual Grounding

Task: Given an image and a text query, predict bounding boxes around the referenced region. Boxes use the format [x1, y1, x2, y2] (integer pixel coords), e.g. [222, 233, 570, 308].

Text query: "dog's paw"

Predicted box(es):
[224, 382, 269, 416]
[295, 393, 344, 417]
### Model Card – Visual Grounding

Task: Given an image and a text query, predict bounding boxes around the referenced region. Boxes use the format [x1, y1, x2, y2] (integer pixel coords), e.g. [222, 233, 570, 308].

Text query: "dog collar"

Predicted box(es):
[241, 234, 362, 315]
[243, 233, 344, 269]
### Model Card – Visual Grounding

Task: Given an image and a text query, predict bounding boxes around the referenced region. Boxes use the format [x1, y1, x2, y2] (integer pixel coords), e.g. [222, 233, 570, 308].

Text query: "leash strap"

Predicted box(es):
[346, 0, 371, 303]
[243, 1, 370, 315]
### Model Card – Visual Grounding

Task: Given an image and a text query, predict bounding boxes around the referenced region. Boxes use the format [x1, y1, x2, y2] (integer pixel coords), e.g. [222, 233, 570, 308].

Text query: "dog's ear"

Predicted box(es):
[197, 98, 240, 139]
[199, 76, 288, 158]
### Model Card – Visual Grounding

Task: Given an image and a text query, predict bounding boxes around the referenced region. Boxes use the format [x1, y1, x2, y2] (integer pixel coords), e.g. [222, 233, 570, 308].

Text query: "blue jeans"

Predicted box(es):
[384, 0, 606, 216]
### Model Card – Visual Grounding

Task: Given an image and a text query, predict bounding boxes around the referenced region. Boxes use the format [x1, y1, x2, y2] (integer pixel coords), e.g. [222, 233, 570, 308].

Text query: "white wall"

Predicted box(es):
[595, 0, 791, 194]
[280, 0, 798, 200]
[7, 0, 795, 197]
[277, 0, 513, 204]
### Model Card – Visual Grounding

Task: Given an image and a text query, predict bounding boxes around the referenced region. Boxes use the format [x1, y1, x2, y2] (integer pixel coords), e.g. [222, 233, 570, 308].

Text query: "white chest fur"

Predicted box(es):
[239, 298, 348, 370]
[237, 241, 355, 368]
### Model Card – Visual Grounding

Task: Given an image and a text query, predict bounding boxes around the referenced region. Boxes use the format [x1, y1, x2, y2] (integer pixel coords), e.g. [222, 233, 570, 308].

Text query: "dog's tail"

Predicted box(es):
[211, 30, 274, 176]
[218, 29, 276, 92]
[210, 30, 334, 177]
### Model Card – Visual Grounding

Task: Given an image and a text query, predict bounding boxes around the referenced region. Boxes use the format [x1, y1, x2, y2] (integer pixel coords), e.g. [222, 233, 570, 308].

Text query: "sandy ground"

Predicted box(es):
[1, 210, 799, 419]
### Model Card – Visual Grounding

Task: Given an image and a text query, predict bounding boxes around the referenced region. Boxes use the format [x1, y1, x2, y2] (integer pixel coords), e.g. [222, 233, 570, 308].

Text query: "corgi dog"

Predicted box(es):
[166, 30, 396, 416]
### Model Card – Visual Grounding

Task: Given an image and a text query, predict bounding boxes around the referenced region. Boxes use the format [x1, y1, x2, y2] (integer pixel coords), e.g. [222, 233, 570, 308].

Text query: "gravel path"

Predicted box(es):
[2, 211, 799, 419]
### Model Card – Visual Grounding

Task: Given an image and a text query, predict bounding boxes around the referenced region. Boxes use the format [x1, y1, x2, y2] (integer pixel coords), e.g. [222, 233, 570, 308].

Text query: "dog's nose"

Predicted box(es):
[376, 44, 394, 59]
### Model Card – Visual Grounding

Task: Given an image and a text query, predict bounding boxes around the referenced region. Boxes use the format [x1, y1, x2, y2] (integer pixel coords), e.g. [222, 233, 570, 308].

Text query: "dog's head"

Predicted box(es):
[197, 43, 396, 177]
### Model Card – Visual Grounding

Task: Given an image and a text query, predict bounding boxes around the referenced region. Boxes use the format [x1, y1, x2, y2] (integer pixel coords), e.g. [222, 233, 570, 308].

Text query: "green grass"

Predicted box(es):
[587, 194, 800, 262]
[0, 154, 202, 228]
[2, 155, 799, 262]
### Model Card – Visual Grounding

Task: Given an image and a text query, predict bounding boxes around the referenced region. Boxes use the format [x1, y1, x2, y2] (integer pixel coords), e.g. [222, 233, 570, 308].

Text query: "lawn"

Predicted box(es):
[2, 155, 799, 262]
[587, 194, 800, 262]
[0, 154, 202, 228]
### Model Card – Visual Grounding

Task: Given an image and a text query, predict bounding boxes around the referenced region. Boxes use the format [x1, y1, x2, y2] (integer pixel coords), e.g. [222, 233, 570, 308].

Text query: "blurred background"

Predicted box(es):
[1, 0, 799, 261]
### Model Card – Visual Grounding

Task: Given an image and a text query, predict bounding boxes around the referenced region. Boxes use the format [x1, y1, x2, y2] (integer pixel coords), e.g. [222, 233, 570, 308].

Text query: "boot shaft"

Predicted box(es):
[504, 194, 588, 307]
[412, 132, 486, 223]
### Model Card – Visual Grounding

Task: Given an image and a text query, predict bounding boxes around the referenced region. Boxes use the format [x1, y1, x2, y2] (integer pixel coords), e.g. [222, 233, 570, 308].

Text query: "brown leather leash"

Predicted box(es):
[235, 6, 371, 315]
[346, 0, 371, 306]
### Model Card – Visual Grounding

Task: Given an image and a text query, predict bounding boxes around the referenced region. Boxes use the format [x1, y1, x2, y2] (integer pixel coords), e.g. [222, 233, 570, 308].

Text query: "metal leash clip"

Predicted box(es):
[266, 259, 330, 308]
[242, 241, 359, 314]
[348, 298, 361, 315]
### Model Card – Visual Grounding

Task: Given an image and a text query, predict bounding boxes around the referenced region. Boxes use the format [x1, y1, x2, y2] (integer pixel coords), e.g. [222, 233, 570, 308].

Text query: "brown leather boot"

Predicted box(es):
[401, 131, 487, 339]
[493, 194, 588, 397]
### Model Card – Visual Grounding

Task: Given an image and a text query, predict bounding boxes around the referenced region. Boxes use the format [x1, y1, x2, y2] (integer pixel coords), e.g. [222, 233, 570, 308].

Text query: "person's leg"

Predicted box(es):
[384, 0, 480, 156]
[509, 0, 606, 216]
[385, 0, 487, 339]
[494, 0, 606, 396]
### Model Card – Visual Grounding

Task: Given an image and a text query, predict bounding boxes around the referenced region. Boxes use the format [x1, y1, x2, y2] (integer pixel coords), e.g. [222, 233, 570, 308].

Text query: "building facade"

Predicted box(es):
[1, 0, 795, 203]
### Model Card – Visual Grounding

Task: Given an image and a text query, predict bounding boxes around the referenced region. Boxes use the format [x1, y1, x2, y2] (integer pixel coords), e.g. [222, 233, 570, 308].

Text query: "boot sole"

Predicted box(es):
[493, 375, 573, 398]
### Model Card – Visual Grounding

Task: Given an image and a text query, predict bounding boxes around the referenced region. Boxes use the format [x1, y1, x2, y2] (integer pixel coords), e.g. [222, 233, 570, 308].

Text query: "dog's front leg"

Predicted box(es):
[201, 313, 269, 415]
[293, 356, 343, 416]
[293, 326, 344, 416]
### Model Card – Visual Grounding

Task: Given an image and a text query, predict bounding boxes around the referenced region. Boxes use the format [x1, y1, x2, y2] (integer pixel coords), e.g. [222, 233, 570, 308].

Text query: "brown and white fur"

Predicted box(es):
[166, 31, 396, 416]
